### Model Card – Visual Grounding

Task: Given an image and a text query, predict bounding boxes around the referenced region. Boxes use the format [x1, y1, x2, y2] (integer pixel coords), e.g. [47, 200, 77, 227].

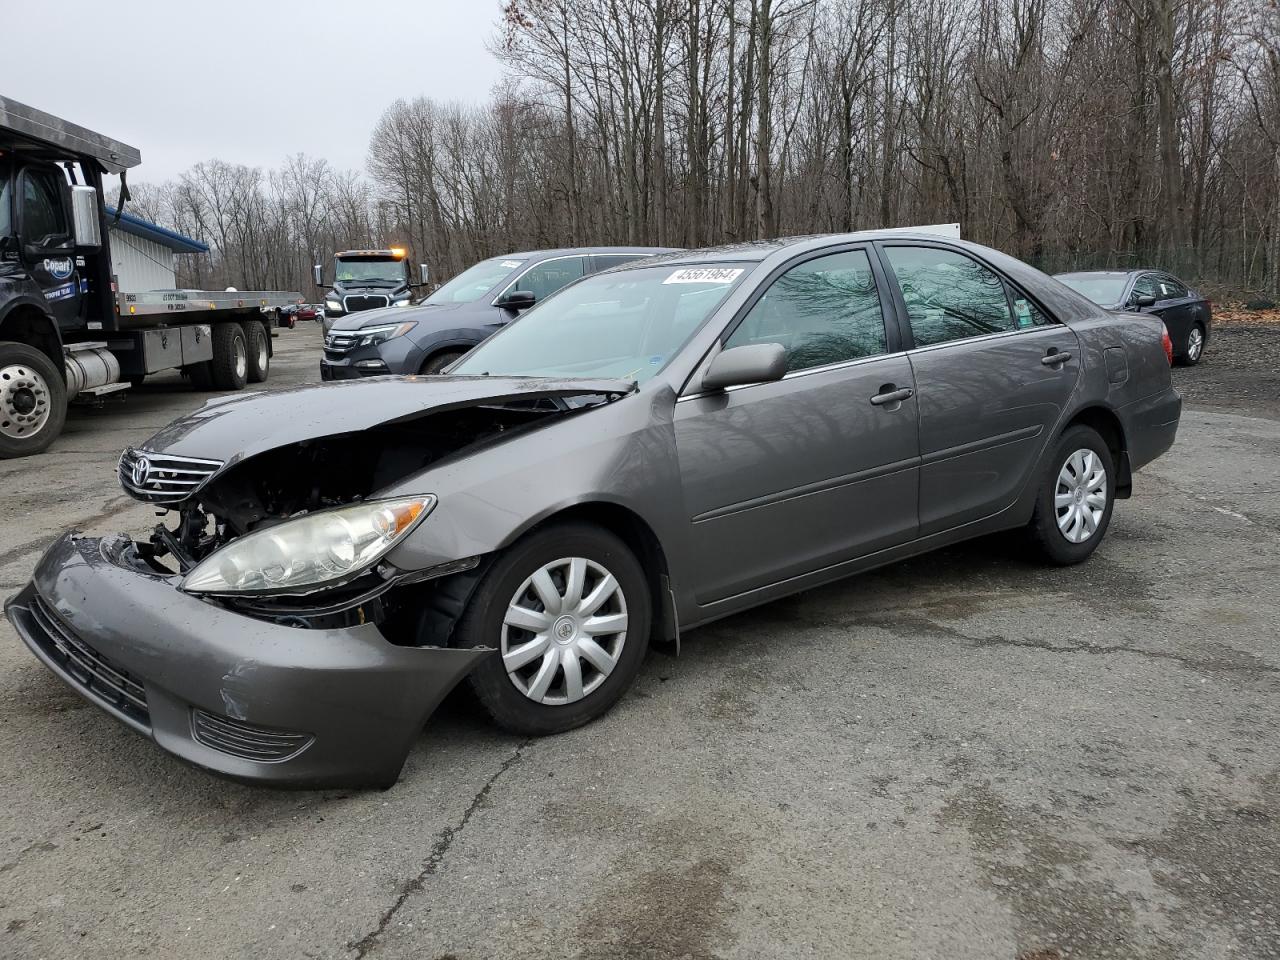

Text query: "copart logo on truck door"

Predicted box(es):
[43, 258, 74, 280]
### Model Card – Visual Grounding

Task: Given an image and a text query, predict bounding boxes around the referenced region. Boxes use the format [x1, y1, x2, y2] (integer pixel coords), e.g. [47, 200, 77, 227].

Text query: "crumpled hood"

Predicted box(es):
[135, 376, 635, 466]
[330, 301, 463, 332]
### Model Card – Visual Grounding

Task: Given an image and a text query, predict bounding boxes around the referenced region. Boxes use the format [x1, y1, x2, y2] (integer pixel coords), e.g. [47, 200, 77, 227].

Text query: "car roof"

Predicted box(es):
[497, 246, 681, 261]
[629, 230, 1007, 267]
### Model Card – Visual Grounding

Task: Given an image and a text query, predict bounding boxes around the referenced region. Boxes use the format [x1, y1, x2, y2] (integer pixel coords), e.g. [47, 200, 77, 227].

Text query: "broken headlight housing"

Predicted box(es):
[181, 496, 435, 596]
[357, 321, 417, 347]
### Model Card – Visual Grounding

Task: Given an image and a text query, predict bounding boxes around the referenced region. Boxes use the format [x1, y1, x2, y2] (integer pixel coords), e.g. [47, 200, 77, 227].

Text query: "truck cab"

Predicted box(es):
[0, 97, 300, 459]
[316, 249, 428, 330]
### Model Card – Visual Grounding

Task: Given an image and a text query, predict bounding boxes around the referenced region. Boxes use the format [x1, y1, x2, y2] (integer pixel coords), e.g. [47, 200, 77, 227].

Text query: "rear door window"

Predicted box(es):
[882, 246, 1015, 347]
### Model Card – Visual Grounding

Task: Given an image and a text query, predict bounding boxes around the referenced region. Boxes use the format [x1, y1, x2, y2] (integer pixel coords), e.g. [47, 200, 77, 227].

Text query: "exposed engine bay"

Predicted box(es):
[137, 401, 572, 636]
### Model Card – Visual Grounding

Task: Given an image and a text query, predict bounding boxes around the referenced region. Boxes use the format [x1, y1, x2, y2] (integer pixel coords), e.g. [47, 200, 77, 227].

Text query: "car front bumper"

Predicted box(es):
[5, 533, 492, 788]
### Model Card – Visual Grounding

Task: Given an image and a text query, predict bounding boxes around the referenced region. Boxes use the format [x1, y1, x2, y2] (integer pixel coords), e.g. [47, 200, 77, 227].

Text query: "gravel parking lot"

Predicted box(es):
[2, 323, 1278, 960]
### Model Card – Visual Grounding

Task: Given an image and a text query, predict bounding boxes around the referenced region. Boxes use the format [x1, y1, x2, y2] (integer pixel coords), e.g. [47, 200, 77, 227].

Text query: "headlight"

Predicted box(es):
[357, 321, 417, 347]
[181, 495, 435, 596]
[392, 296, 413, 307]
[325, 298, 342, 312]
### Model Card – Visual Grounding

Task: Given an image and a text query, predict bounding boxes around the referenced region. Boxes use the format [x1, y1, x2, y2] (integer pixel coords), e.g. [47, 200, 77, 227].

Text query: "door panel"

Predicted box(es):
[877, 243, 1080, 536]
[18, 166, 83, 330]
[675, 356, 919, 603]
[909, 326, 1079, 534]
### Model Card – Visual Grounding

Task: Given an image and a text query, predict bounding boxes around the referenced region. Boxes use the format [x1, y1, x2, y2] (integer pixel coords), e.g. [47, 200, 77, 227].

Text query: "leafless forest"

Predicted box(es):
[126, 0, 1280, 296]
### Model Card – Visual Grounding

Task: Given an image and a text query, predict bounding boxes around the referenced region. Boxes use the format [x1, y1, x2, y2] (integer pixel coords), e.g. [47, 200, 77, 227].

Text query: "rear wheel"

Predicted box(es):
[0, 342, 66, 459]
[420, 349, 466, 375]
[244, 321, 270, 383]
[210, 323, 248, 390]
[1178, 322, 1205, 366]
[456, 522, 651, 735]
[1028, 424, 1115, 565]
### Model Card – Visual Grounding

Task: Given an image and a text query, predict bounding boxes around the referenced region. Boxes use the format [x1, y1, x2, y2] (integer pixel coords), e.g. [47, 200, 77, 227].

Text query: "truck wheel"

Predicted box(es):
[0, 341, 67, 459]
[244, 321, 270, 383]
[210, 323, 249, 390]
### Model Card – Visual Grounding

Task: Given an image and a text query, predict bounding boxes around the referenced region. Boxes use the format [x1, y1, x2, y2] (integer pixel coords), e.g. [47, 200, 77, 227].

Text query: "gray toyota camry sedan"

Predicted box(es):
[6, 232, 1181, 787]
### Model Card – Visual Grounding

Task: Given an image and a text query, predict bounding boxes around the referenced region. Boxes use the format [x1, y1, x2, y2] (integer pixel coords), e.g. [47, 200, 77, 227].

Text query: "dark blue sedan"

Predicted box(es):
[1055, 269, 1213, 365]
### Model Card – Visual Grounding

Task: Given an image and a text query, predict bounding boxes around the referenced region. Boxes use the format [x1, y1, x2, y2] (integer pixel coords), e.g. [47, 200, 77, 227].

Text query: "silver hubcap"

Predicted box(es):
[234, 338, 247, 380]
[257, 337, 269, 372]
[1187, 328, 1203, 360]
[0, 364, 52, 440]
[1056, 448, 1107, 544]
[501, 556, 628, 705]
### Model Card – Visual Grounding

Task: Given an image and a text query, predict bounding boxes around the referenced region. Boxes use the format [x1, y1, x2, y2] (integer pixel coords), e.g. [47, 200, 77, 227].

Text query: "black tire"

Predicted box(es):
[456, 522, 651, 736]
[1028, 424, 1116, 565]
[210, 323, 249, 390]
[0, 341, 67, 459]
[244, 320, 270, 383]
[1176, 322, 1206, 367]
[419, 349, 466, 375]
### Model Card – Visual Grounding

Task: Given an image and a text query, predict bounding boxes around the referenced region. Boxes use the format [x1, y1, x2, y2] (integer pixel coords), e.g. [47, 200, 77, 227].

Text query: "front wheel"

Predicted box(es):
[1028, 424, 1115, 565]
[0, 341, 67, 459]
[456, 522, 651, 735]
[419, 349, 466, 375]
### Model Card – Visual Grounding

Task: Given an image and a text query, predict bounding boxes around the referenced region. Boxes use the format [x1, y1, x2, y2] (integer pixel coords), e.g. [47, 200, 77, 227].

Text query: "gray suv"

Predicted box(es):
[320, 247, 676, 379]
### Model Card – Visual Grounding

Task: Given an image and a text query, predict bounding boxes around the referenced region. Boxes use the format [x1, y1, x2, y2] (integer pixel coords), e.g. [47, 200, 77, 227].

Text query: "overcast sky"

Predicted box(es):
[4, 0, 506, 184]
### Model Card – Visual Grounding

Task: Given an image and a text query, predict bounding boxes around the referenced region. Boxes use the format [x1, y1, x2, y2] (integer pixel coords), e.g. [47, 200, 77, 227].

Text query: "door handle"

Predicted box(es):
[870, 386, 914, 406]
[1041, 351, 1072, 366]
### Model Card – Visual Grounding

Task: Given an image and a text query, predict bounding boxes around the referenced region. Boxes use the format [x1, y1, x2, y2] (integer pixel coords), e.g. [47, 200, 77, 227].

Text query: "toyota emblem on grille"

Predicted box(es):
[132, 455, 151, 487]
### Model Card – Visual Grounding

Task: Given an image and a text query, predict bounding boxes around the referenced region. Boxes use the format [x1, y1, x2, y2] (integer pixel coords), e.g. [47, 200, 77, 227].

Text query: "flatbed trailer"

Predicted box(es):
[0, 97, 301, 458]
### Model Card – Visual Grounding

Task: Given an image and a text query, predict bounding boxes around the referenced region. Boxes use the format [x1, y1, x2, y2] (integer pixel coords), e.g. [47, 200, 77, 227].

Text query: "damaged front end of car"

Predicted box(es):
[6, 376, 634, 787]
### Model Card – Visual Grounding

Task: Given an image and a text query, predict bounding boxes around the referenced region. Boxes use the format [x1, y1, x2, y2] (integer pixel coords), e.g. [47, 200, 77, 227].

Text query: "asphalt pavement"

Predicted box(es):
[1, 324, 1278, 960]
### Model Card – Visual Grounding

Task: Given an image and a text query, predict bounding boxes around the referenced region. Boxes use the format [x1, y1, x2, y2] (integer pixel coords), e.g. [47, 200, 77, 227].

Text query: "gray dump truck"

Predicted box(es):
[0, 97, 301, 458]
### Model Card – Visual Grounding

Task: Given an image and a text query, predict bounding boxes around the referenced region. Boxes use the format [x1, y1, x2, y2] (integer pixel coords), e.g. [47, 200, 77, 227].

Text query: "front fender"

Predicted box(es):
[381, 386, 699, 616]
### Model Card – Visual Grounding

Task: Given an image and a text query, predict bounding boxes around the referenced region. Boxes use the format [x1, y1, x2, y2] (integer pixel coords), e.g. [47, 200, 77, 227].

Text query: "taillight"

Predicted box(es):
[1161, 324, 1174, 365]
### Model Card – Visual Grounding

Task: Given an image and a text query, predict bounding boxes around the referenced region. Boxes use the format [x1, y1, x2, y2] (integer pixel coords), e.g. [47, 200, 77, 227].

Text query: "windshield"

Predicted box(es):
[1057, 273, 1128, 305]
[425, 258, 526, 304]
[451, 263, 750, 384]
[334, 257, 406, 284]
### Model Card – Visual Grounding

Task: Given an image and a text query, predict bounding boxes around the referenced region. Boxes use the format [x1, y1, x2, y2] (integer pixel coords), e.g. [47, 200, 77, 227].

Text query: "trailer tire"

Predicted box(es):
[210, 323, 249, 390]
[0, 341, 67, 459]
[244, 321, 270, 383]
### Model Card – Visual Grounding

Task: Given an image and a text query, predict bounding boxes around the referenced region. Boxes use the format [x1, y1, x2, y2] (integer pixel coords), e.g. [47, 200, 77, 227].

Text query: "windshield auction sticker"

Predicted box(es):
[663, 267, 744, 284]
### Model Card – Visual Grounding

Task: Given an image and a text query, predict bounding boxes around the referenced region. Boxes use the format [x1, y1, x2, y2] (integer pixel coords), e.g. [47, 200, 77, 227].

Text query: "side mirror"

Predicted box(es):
[1132, 294, 1157, 309]
[71, 186, 102, 250]
[312, 263, 324, 287]
[418, 263, 430, 286]
[495, 289, 537, 311]
[701, 343, 788, 392]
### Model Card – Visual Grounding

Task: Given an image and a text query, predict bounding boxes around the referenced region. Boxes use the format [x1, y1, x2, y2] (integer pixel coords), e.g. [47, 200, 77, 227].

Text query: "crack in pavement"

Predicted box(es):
[0, 495, 135, 569]
[860, 613, 1280, 677]
[347, 738, 533, 958]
